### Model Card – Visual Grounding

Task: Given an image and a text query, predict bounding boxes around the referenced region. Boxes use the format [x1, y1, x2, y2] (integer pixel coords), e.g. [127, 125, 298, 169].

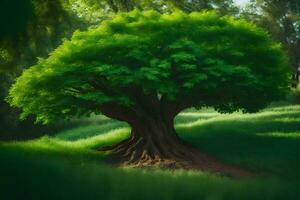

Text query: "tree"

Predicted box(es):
[8, 10, 289, 169]
[76, 0, 237, 15]
[243, 0, 300, 87]
[0, 0, 85, 139]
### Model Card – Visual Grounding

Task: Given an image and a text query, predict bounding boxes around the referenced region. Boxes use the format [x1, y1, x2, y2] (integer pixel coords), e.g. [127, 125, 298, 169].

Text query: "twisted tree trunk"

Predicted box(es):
[112, 117, 183, 165]
[98, 98, 250, 177]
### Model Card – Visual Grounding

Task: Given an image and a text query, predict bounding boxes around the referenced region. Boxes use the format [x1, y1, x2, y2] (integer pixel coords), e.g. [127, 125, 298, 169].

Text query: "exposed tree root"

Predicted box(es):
[97, 136, 252, 179]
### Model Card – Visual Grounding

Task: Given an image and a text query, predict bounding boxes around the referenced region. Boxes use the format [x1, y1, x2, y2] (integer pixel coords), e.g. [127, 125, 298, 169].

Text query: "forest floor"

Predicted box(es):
[0, 105, 300, 200]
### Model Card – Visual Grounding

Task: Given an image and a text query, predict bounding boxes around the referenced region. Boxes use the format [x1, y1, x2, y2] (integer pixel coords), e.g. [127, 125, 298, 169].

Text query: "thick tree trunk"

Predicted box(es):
[98, 96, 250, 177]
[98, 116, 251, 177]
[100, 117, 185, 166]
[118, 118, 184, 164]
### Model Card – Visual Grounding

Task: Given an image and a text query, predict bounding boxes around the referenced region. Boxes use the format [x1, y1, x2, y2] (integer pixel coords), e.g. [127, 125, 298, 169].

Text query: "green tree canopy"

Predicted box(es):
[9, 10, 290, 124]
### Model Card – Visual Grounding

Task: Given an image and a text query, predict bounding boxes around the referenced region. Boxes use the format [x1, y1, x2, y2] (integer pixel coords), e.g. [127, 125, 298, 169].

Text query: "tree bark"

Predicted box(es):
[100, 116, 185, 165]
[98, 113, 214, 170]
[98, 112, 251, 177]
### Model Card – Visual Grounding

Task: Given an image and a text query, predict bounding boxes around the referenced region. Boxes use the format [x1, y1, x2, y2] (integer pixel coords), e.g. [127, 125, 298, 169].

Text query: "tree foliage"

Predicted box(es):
[8, 10, 290, 124]
[243, 0, 300, 85]
[72, 0, 238, 17]
[0, 0, 84, 137]
[1, 0, 239, 137]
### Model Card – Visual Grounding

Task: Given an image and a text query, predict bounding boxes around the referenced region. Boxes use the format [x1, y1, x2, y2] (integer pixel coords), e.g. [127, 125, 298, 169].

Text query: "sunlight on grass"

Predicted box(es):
[256, 132, 300, 138]
[55, 121, 128, 140]
[177, 107, 300, 128]
[1, 128, 130, 153]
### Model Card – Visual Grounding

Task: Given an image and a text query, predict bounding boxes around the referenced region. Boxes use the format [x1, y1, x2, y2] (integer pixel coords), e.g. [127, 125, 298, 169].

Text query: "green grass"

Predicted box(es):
[1, 105, 300, 200]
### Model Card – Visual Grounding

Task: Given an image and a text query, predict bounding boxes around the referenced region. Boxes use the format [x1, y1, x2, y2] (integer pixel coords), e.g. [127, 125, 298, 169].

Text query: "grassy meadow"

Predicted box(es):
[1, 105, 300, 200]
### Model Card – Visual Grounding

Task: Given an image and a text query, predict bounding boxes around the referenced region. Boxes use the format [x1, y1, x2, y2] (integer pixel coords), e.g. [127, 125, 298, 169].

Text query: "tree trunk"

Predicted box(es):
[98, 100, 250, 177]
[98, 115, 251, 177]
[100, 117, 186, 166]
[292, 72, 299, 88]
[98, 116, 212, 168]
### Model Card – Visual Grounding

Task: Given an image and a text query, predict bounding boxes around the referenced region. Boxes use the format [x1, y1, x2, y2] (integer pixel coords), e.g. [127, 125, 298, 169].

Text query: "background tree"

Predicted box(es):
[0, 0, 84, 139]
[243, 0, 300, 87]
[8, 11, 290, 169]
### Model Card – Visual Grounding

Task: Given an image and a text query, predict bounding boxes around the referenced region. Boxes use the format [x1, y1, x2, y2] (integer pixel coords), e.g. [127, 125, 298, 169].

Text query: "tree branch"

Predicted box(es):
[107, 0, 119, 13]
[160, 94, 193, 119]
[100, 103, 137, 123]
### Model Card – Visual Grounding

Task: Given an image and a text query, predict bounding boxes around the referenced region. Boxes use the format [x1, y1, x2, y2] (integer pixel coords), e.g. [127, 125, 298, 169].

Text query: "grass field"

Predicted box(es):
[1, 105, 300, 200]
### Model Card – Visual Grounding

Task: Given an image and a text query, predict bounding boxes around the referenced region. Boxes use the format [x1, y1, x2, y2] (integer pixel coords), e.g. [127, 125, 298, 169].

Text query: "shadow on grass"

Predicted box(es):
[177, 116, 300, 180]
[0, 144, 297, 200]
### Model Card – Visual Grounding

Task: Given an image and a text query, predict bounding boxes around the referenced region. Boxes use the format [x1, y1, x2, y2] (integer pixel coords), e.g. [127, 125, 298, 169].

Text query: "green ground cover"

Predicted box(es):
[1, 105, 300, 200]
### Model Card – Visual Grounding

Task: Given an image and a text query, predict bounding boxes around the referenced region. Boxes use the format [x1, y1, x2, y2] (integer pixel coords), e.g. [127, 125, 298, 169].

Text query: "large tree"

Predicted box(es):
[8, 11, 289, 171]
